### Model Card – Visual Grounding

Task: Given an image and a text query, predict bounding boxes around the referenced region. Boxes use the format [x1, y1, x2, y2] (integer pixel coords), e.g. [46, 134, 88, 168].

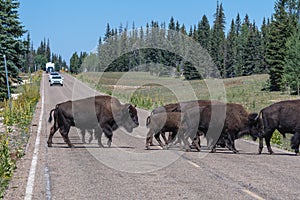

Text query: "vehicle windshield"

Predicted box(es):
[52, 76, 62, 79]
[50, 72, 59, 75]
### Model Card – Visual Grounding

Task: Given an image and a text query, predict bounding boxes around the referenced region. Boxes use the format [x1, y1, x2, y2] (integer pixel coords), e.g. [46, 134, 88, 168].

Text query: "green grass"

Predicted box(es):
[77, 72, 294, 112]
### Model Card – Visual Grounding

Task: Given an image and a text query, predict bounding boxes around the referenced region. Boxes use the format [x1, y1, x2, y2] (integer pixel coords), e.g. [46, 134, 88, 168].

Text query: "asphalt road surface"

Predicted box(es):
[4, 73, 300, 200]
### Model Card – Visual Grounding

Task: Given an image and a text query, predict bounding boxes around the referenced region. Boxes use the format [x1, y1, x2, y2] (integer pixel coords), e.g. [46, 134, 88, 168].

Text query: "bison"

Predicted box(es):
[149, 100, 224, 147]
[179, 103, 260, 153]
[47, 95, 139, 148]
[145, 112, 183, 150]
[257, 99, 300, 155]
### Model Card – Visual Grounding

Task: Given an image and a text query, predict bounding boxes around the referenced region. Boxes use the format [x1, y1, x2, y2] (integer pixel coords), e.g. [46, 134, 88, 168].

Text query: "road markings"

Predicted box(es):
[44, 166, 51, 200]
[186, 158, 265, 200]
[242, 189, 265, 200]
[24, 77, 44, 200]
[187, 160, 200, 168]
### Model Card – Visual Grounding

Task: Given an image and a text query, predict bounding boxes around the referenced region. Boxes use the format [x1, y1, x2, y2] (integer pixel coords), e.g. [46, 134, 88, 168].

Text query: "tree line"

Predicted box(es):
[78, 0, 300, 93]
[0, 0, 67, 101]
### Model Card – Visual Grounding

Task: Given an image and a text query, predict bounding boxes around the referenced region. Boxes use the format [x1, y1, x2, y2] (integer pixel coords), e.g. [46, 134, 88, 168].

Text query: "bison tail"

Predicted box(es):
[48, 105, 58, 123]
[146, 116, 151, 128]
[255, 110, 263, 121]
[48, 109, 55, 123]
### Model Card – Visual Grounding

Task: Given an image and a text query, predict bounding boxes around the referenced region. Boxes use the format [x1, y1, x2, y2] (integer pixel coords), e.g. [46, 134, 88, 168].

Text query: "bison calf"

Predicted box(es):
[145, 112, 182, 150]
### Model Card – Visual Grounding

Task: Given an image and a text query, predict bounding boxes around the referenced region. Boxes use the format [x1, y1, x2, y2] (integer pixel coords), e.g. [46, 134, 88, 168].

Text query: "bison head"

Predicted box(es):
[119, 104, 139, 133]
[247, 112, 262, 141]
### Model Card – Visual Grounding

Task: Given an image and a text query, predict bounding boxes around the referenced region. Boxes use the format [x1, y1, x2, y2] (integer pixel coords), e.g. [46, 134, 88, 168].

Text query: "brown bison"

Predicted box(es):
[179, 103, 260, 153]
[47, 95, 139, 148]
[149, 100, 224, 147]
[257, 100, 300, 155]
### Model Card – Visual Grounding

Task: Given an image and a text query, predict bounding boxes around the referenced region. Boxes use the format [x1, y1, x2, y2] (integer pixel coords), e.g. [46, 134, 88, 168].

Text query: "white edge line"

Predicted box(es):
[242, 189, 265, 200]
[187, 160, 200, 168]
[24, 76, 44, 200]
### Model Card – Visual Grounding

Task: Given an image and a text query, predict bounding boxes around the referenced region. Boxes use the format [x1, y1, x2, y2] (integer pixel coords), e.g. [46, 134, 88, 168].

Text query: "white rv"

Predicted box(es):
[46, 62, 55, 73]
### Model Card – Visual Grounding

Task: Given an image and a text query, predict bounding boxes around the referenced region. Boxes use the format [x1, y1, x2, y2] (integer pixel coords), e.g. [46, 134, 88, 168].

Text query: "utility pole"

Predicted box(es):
[3, 55, 12, 110]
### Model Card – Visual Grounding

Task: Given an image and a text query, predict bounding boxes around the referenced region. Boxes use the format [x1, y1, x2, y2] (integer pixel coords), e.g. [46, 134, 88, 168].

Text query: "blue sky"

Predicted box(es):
[19, 0, 276, 64]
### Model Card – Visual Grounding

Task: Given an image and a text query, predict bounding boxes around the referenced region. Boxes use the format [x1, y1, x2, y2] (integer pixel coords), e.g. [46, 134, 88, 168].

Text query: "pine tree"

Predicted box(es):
[70, 52, 80, 74]
[104, 23, 111, 42]
[236, 14, 251, 76]
[283, 24, 300, 94]
[267, 0, 294, 91]
[183, 61, 201, 80]
[197, 15, 211, 51]
[46, 39, 51, 62]
[168, 17, 175, 30]
[180, 24, 187, 35]
[225, 19, 237, 77]
[243, 23, 262, 75]
[0, 0, 26, 100]
[23, 32, 31, 72]
[260, 18, 271, 73]
[211, 2, 226, 77]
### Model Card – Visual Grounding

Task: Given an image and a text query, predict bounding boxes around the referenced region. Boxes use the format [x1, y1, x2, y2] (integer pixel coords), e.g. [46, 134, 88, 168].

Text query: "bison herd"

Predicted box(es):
[47, 95, 300, 155]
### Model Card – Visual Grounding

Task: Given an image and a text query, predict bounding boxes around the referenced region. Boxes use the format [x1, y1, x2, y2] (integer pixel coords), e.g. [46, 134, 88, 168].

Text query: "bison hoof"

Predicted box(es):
[68, 144, 75, 148]
[269, 150, 274, 155]
[145, 146, 150, 150]
[107, 141, 112, 148]
[98, 144, 104, 148]
[210, 149, 216, 153]
[149, 143, 155, 146]
[47, 143, 52, 147]
[163, 145, 168, 150]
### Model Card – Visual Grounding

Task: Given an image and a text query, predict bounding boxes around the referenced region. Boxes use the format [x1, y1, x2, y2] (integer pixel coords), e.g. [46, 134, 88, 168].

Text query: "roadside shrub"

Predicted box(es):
[271, 130, 283, 147]
[0, 134, 16, 198]
[0, 71, 41, 197]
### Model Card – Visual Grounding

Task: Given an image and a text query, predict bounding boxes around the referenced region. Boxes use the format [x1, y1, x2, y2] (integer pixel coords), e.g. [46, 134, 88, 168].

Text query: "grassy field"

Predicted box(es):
[77, 72, 296, 112]
[77, 71, 298, 150]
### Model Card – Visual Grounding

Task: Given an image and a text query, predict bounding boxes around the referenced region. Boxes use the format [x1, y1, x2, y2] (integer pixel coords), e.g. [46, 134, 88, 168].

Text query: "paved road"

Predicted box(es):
[4, 73, 300, 200]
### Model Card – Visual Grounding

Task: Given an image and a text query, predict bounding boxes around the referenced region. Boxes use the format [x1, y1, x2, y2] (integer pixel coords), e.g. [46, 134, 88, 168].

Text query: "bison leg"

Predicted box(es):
[210, 146, 217, 153]
[193, 135, 201, 152]
[59, 125, 73, 148]
[264, 134, 274, 154]
[183, 134, 192, 152]
[291, 132, 300, 155]
[224, 134, 238, 154]
[258, 137, 264, 154]
[148, 136, 154, 146]
[80, 128, 86, 144]
[146, 130, 156, 149]
[102, 125, 113, 148]
[161, 132, 169, 144]
[94, 126, 104, 147]
[88, 130, 94, 144]
[154, 132, 164, 148]
[47, 124, 58, 147]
